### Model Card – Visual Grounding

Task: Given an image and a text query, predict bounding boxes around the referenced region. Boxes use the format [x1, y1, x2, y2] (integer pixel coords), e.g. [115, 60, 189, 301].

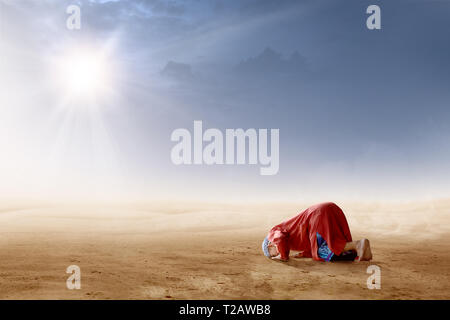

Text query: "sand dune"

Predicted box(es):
[0, 201, 449, 299]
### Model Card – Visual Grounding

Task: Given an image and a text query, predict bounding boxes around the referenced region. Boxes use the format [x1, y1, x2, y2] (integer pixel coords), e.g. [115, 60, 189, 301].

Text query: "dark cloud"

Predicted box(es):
[151, 1, 186, 16]
[160, 60, 193, 80]
[235, 47, 308, 77]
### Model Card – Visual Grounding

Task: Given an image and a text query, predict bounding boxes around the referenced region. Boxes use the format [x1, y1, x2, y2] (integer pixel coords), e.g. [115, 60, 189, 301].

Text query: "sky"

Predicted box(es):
[1, 0, 450, 203]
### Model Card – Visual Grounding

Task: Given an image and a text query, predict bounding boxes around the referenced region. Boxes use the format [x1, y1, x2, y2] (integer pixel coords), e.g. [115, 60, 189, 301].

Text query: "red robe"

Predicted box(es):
[267, 202, 353, 261]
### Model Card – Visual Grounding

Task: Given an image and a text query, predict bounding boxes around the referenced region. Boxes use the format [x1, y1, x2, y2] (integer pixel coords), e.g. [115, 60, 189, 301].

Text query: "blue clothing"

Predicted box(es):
[316, 232, 334, 261]
[317, 232, 357, 262]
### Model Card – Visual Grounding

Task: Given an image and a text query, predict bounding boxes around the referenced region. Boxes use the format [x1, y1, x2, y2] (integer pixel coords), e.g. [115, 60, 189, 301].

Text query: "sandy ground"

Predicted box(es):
[0, 201, 449, 299]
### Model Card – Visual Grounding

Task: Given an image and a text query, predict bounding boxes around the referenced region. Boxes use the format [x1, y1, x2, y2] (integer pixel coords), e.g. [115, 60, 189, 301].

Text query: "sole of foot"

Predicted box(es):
[355, 239, 372, 262]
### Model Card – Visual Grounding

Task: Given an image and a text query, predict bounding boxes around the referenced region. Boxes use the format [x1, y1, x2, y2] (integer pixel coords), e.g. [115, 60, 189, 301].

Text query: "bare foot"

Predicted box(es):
[271, 254, 288, 262]
[355, 239, 372, 262]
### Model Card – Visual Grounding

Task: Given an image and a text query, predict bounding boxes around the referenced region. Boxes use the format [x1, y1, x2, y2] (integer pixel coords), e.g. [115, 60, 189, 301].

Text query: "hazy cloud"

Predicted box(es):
[161, 60, 193, 80]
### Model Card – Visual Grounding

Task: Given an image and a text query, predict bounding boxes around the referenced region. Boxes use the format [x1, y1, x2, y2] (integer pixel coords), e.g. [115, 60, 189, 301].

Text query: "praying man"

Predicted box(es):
[262, 202, 372, 262]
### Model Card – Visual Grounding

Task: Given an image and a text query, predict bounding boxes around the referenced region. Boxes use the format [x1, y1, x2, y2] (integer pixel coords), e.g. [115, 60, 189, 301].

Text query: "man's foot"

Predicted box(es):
[355, 239, 372, 262]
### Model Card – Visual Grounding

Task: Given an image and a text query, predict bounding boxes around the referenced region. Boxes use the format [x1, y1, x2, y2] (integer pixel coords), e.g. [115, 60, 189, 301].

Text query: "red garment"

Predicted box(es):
[267, 202, 353, 261]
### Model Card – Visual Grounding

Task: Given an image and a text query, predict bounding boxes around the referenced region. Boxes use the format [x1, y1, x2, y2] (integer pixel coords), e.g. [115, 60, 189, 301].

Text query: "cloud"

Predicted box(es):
[235, 47, 308, 76]
[151, 1, 186, 16]
[160, 60, 193, 80]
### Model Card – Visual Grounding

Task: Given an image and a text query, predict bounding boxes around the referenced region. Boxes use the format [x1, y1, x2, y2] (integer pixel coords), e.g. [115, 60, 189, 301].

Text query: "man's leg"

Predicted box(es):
[330, 250, 357, 261]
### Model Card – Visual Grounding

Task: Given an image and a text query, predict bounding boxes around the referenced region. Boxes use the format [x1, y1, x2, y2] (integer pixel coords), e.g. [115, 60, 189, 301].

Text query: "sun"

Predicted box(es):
[54, 48, 111, 98]
[66, 53, 105, 93]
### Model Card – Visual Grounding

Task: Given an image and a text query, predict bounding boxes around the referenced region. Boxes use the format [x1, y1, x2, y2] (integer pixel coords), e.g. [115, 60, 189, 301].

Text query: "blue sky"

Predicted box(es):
[1, 0, 450, 202]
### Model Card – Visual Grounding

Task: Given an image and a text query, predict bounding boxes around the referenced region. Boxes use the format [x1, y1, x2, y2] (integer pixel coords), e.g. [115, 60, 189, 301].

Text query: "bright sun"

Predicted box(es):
[55, 48, 110, 97]
[67, 54, 104, 93]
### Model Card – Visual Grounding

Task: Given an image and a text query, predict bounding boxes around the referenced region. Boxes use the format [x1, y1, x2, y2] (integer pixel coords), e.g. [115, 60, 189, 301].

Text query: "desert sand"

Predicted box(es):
[0, 200, 449, 299]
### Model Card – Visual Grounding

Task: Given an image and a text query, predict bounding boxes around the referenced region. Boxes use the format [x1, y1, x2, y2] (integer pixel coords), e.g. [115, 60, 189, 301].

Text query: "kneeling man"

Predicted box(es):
[262, 202, 372, 262]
